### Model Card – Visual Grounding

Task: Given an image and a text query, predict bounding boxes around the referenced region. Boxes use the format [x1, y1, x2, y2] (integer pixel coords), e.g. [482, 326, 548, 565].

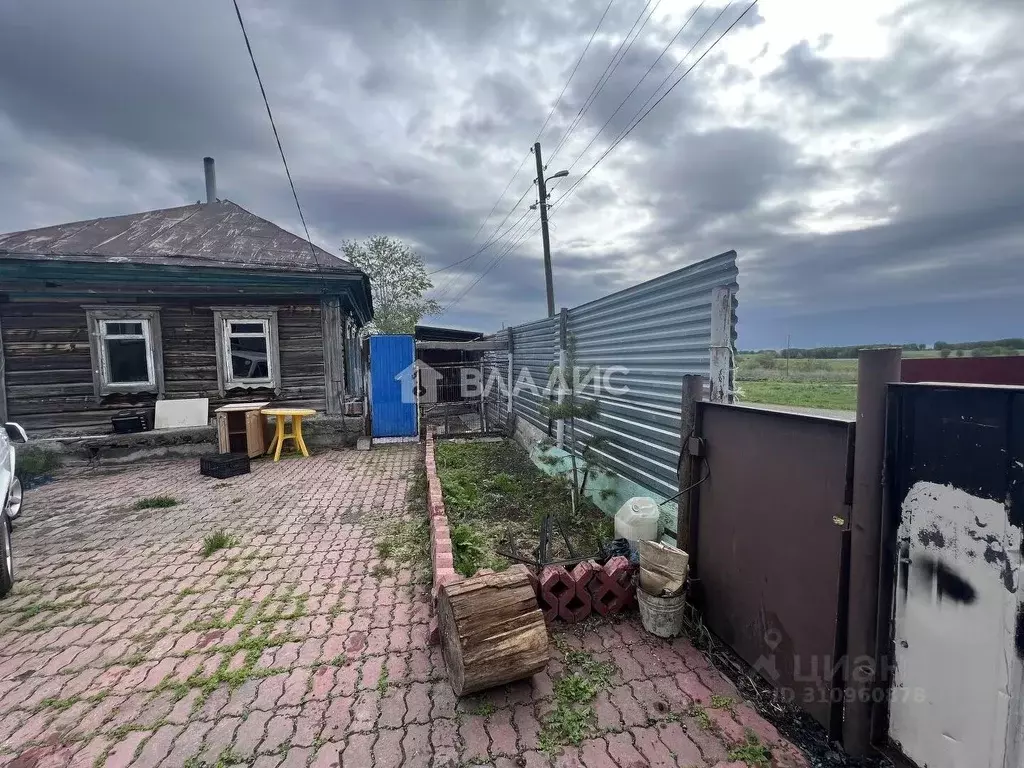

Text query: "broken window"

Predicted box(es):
[84, 307, 164, 397]
[212, 308, 281, 395]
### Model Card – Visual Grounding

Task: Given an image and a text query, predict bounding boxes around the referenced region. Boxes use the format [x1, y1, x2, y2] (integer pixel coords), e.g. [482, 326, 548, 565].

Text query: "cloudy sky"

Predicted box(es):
[0, 0, 1021, 349]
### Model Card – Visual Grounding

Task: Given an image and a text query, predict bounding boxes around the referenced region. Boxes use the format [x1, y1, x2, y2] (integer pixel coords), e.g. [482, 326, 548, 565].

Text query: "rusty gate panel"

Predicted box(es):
[694, 402, 855, 733]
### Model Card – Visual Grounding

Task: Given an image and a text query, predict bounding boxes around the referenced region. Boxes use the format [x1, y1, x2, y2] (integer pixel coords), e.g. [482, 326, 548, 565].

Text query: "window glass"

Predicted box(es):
[104, 321, 144, 336]
[229, 333, 269, 380]
[229, 322, 265, 335]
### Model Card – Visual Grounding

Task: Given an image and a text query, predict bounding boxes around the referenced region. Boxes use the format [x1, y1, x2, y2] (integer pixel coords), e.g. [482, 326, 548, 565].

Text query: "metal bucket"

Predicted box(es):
[636, 588, 686, 638]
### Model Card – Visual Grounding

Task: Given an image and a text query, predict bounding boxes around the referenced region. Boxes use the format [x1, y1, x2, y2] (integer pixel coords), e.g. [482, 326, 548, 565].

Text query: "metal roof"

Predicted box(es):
[0, 199, 359, 275]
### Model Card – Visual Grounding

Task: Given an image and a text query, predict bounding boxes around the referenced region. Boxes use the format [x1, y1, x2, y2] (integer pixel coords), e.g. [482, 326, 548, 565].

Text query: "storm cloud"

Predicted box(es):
[0, 0, 1021, 348]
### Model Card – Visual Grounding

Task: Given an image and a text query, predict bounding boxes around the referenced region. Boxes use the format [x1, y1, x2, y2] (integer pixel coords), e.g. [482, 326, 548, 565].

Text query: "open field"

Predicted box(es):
[737, 380, 858, 411]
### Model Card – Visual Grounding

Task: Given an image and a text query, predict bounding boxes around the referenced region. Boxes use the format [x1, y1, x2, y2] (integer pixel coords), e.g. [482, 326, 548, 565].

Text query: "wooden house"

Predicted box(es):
[0, 168, 372, 434]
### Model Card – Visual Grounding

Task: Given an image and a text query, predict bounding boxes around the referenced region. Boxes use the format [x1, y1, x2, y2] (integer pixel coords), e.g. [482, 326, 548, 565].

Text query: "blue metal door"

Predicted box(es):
[369, 335, 418, 437]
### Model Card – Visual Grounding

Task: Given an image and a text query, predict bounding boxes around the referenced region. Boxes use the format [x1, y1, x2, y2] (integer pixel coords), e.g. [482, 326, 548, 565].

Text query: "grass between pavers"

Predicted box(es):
[133, 495, 179, 510]
[201, 529, 239, 557]
[373, 464, 432, 580]
[736, 380, 857, 411]
[434, 439, 613, 575]
[538, 640, 618, 754]
[728, 729, 773, 766]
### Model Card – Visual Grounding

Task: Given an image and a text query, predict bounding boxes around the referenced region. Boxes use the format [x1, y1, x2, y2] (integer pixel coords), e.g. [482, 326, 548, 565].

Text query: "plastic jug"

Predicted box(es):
[614, 496, 660, 543]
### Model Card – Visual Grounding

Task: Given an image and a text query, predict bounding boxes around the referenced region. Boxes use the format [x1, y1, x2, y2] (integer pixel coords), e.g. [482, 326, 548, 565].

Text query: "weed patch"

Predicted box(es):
[728, 729, 772, 766]
[689, 703, 712, 729]
[134, 495, 178, 510]
[14, 446, 62, 486]
[201, 530, 239, 557]
[538, 643, 617, 754]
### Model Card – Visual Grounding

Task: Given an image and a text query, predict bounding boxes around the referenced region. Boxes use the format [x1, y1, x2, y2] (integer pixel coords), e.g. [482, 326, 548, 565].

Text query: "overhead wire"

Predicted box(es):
[547, 0, 665, 164]
[231, 0, 326, 291]
[549, 0, 758, 219]
[432, 0, 617, 285]
[564, 0, 707, 174]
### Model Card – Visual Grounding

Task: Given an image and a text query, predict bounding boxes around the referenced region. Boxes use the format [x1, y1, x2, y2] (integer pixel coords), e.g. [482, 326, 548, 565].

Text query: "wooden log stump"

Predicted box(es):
[438, 566, 549, 696]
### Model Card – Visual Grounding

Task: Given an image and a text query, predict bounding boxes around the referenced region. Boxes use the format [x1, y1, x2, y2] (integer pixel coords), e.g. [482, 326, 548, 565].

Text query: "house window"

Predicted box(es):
[84, 307, 164, 397]
[212, 308, 281, 395]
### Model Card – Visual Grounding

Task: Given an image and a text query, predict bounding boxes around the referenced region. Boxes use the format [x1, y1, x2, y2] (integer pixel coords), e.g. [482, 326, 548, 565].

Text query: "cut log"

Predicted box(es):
[438, 566, 549, 696]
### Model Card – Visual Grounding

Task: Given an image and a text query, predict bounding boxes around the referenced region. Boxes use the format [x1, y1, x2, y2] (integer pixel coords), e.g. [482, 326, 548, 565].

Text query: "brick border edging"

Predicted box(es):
[425, 429, 461, 644]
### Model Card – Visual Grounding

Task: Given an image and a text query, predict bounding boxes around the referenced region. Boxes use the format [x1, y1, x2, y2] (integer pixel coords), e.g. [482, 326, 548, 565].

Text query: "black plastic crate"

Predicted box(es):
[112, 412, 149, 434]
[200, 453, 250, 479]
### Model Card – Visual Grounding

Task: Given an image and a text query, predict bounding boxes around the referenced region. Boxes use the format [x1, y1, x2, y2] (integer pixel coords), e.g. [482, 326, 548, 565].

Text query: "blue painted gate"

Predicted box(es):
[369, 335, 418, 437]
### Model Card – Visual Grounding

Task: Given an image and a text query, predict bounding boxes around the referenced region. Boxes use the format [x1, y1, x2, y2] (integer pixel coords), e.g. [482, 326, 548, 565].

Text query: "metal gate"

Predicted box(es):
[369, 335, 417, 438]
[881, 383, 1024, 768]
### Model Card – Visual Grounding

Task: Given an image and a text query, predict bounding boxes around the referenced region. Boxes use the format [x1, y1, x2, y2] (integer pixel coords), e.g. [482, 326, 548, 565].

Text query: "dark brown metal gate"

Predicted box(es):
[693, 402, 855, 734]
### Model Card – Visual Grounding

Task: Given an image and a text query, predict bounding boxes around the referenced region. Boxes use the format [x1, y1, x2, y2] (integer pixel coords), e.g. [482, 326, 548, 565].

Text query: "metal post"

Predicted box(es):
[506, 330, 514, 415]
[555, 308, 568, 449]
[709, 286, 732, 403]
[535, 141, 555, 318]
[676, 375, 704, 553]
[479, 360, 486, 433]
[844, 347, 901, 755]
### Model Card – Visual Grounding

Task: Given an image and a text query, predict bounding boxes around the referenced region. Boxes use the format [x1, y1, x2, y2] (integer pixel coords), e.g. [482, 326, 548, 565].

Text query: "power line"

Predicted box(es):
[548, 0, 664, 164]
[550, 0, 758, 218]
[535, 0, 617, 144]
[444, 216, 542, 312]
[232, 0, 326, 289]
[564, 0, 707, 174]
[433, 0, 617, 283]
[430, 182, 533, 277]
[431, 204, 533, 302]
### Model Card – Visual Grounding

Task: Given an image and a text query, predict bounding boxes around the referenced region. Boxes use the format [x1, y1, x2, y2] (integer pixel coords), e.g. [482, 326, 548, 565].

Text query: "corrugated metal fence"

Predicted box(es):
[497, 250, 738, 499]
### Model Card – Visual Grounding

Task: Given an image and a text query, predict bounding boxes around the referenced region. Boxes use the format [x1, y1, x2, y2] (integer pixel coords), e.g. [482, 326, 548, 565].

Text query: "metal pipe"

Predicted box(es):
[204, 157, 217, 203]
[844, 346, 901, 755]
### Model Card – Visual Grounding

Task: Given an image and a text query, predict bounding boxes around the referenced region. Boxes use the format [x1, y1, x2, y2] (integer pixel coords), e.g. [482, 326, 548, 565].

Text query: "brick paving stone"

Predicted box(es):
[372, 728, 404, 768]
[0, 447, 810, 768]
[259, 714, 294, 755]
[487, 708, 519, 756]
[105, 730, 151, 768]
[131, 723, 182, 767]
[459, 715, 490, 762]
[340, 732, 375, 767]
[402, 722, 432, 768]
[233, 710, 273, 759]
[159, 720, 213, 767]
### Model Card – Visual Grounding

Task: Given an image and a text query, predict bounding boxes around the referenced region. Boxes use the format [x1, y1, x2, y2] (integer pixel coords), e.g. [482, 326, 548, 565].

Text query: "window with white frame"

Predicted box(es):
[212, 308, 281, 394]
[84, 307, 164, 397]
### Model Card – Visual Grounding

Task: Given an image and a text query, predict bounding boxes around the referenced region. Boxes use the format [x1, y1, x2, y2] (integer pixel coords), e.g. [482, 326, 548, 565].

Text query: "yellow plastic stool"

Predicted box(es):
[260, 408, 317, 461]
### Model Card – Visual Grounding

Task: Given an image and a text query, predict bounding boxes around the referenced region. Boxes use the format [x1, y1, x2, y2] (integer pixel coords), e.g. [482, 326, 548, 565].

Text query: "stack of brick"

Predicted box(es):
[535, 556, 635, 624]
[425, 430, 461, 644]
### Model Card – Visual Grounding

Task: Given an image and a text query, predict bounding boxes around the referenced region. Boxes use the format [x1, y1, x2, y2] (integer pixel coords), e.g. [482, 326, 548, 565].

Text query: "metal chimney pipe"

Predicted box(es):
[203, 157, 217, 203]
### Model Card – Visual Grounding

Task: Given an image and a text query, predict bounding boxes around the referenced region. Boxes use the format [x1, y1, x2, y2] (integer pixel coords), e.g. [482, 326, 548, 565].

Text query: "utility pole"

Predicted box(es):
[534, 141, 555, 318]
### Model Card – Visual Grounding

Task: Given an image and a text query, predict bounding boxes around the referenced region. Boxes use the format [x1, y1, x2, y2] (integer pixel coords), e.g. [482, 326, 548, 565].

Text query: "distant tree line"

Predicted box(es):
[740, 343, 929, 360]
[742, 339, 1024, 360]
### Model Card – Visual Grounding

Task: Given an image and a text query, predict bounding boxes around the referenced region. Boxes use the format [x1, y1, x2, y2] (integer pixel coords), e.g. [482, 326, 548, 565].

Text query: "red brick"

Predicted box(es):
[459, 715, 490, 761]
[538, 565, 573, 622]
[278, 669, 308, 707]
[349, 690, 379, 733]
[486, 709, 518, 756]
[259, 714, 294, 755]
[322, 696, 353, 742]
[379, 686, 406, 728]
[340, 733, 374, 767]
[609, 684, 647, 727]
[105, 730, 150, 768]
[233, 710, 272, 759]
[130, 723, 181, 766]
[656, 721, 705, 765]
[402, 723, 431, 768]
[292, 701, 327, 747]
[160, 720, 213, 767]
[199, 716, 241, 764]
[372, 728, 403, 768]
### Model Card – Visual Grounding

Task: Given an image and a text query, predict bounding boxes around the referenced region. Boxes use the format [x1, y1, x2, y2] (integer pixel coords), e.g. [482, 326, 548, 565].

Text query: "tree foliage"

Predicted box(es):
[341, 236, 442, 334]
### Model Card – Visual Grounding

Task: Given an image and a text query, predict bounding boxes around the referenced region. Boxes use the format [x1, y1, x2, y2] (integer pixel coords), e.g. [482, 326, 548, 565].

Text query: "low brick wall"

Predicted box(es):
[424, 429, 461, 643]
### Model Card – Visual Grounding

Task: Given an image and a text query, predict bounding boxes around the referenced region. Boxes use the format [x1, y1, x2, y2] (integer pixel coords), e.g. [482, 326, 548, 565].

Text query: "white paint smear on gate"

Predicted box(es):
[890, 481, 1023, 768]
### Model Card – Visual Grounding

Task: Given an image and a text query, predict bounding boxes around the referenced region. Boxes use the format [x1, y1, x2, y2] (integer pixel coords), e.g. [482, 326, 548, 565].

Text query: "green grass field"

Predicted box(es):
[736, 380, 858, 411]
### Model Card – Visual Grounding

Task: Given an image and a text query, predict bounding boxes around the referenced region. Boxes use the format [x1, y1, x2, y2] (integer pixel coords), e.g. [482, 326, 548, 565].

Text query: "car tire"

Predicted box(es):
[6, 476, 22, 522]
[0, 512, 13, 598]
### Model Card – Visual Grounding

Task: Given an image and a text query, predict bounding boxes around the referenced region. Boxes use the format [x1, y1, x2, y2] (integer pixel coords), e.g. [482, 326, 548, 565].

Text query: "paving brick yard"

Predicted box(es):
[0, 445, 807, 767]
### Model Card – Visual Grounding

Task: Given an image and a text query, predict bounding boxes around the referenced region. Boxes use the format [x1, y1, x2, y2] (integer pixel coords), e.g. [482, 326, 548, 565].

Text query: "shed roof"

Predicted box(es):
[0, 199, 358, 275]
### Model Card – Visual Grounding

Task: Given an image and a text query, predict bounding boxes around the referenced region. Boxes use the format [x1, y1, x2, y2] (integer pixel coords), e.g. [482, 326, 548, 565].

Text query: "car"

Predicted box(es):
[0, 422, 27, 598]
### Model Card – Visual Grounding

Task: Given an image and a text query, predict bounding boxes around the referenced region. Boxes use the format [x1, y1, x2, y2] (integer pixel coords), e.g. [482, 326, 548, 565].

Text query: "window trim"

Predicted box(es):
[84, 306, 164, 398]
[212, 307, 281, 396]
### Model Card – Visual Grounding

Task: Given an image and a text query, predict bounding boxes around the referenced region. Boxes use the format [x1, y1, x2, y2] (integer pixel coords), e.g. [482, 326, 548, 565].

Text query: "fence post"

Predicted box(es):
[555, 309, 568, 449]
[844, 347, 901, 755]
[506, 329, 514, 415]
[676, 374, 705, 553]
[709, 286, 732, 403]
